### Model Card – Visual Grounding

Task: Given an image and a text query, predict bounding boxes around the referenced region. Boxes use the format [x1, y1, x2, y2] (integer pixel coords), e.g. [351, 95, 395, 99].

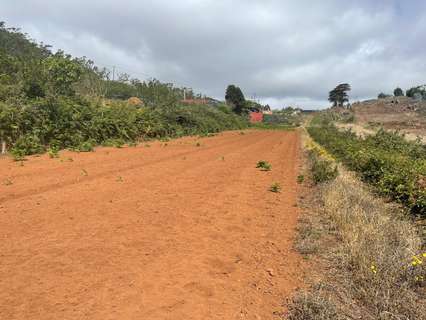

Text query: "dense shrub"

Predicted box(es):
[308, 124, 426, 215]
[310, 152, 338, 184]
[0, 96, 247, 157]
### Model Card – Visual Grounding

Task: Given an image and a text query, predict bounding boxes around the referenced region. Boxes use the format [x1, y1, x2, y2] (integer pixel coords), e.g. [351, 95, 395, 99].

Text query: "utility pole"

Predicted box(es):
[112, 66, 116, 81]
[183, 87, 186, 100]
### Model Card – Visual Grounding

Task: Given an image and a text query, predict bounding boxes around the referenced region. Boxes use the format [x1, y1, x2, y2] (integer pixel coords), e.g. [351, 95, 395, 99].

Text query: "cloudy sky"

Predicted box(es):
[2, 0, 426, 108]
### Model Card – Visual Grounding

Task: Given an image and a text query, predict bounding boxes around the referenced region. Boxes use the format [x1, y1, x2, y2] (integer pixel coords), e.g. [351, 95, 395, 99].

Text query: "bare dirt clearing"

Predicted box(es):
[0, 130, 303, 320]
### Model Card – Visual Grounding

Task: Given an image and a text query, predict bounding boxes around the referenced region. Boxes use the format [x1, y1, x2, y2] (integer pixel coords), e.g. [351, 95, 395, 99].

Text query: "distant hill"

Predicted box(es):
[349, 96, 426, 139]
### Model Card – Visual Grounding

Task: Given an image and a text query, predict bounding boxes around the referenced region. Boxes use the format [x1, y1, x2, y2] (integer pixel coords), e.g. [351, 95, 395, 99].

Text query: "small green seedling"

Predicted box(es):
[297, 175, 305, 184]
[256, 160, 272, 171]
[269, 182, 281, 193]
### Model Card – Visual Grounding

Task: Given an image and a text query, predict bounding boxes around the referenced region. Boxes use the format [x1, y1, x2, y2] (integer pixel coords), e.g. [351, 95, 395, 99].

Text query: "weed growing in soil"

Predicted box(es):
[256, 160, 272, 171]
[47, 146, 59, 158]
[297, 175, 305, 184]
[269, 182, 281, 193]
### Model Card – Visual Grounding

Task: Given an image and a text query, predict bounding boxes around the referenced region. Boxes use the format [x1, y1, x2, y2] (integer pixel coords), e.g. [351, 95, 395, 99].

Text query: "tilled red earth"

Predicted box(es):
[0, 130, 303, 320]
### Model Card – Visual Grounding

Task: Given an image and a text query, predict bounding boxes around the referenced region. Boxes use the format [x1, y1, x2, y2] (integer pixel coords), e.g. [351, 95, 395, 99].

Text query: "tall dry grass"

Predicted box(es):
[288, 170, 425, 320]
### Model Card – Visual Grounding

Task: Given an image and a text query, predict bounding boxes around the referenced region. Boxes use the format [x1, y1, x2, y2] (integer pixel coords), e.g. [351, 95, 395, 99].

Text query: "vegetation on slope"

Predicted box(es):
[308, 115, 426, 216]
[0, 22, 248, 157]
[288, 131, 425, 320]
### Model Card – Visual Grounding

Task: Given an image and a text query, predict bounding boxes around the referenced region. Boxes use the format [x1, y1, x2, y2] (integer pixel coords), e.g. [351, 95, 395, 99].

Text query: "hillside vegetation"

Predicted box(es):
[0, 22, 247, 158]
[308, 115, 426, 216]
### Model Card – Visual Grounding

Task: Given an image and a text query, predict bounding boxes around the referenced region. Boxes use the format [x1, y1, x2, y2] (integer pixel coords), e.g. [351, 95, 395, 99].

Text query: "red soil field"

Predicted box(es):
[0, 130, 303, 320]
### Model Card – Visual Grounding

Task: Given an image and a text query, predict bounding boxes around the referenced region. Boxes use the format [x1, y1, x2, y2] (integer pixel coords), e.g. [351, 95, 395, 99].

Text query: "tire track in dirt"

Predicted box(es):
[0, 130, 303, 320]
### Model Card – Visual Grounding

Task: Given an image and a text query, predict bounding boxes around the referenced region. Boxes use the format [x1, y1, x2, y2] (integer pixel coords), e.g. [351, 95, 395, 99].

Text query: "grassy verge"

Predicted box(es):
[287, 131, 425, 320]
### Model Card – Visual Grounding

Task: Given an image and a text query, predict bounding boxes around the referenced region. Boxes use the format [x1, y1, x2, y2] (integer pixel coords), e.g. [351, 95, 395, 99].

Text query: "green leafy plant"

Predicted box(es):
[103, 138, 126, 148]
[308, 120, 426, 215]
[297, 175, 305, 184]
[10, 135, 44, 160]
[47, 146, 60, 158]
[256, 160, 272, 171]
[75, 141, 94, 152]
[269, 182, 281, 193]
[311, 156, 338, 184]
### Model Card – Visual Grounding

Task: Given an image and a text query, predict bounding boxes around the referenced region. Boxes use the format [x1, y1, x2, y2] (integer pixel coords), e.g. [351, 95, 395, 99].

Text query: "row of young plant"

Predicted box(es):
[308, 118, 426, 216]
[0, 96, 247, 159]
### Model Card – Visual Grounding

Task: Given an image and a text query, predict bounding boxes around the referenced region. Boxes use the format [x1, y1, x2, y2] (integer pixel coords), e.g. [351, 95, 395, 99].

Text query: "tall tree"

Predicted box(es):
[394, 87, 404, 97]
[378, 92, 390, 99]
[328, 83, 351, 107]
[406, 85, 426, 100]
[225, 85, 246, 114]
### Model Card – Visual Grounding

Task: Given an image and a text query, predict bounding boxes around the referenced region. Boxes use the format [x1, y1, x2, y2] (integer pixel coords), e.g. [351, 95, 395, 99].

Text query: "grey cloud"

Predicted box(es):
[2, 0, 426, 108]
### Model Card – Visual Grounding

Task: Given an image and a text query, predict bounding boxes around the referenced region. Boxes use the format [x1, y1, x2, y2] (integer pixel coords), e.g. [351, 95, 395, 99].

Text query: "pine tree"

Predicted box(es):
[328, 83, 351, 107]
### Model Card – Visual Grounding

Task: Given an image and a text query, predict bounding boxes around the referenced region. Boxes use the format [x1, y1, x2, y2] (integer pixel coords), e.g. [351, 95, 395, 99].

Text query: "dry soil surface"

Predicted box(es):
[0, 130, 303, 320]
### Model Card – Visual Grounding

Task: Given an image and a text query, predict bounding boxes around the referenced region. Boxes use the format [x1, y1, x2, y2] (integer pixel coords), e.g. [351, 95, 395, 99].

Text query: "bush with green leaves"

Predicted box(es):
[256, 160, 272, 171]
[309, 151, 338, 185]
[0, 96, 247, 158]
[308, 123, 426, 215]
[0, 22, 248, 159]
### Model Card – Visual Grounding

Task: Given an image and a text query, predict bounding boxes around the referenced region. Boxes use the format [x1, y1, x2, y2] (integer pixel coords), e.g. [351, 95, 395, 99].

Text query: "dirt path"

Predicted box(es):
[0, 130, 303, 320]
[337, 122, 426, 143]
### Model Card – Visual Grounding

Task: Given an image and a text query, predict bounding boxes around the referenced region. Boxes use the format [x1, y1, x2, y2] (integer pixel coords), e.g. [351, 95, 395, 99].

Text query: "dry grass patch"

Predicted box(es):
[288, 170, 425, 320]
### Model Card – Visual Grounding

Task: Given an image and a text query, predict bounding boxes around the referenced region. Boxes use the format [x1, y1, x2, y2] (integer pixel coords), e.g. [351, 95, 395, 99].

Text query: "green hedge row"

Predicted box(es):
[307, 124, 426, 216]
[0, 97, 247, 157]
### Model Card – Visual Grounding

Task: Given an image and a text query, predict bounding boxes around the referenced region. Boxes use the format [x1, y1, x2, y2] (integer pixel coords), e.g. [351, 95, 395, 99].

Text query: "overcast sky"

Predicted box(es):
[2, 0, 426, 109]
